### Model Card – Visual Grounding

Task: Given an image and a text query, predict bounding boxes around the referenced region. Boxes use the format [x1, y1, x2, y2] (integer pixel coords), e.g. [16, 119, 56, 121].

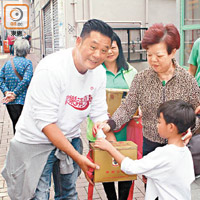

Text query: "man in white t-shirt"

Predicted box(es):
[95, 99, 195, 200]
[2, 19, 113, 200]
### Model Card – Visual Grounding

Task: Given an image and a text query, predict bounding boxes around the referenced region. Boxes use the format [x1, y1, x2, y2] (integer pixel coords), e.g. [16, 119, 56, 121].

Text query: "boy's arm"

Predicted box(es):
[94, 138, 125, 164]
[95, 139, 171, 178]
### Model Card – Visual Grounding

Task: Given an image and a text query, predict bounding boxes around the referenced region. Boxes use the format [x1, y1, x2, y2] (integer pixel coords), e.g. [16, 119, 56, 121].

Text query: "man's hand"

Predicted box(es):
[42, 124, 99, 185]
[77, 155, 99, 185]
[92, 121, 111, 137]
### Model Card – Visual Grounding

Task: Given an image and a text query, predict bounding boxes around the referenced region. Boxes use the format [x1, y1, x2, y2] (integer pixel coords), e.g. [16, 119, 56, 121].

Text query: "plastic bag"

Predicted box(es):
[127, 118, 143, 159]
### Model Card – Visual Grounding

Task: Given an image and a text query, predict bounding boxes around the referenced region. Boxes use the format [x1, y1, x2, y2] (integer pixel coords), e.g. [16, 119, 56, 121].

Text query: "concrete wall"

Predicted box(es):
[30, 0, 179, 67]
[65, 0, 178, 71]
[30, 0, 41, 57]
[73, 0, 177, 31]
[148, 0, 178, 26]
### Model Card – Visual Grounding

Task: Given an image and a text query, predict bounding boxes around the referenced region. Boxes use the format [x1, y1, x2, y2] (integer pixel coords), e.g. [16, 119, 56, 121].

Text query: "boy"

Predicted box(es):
[95, 99, 195, 200]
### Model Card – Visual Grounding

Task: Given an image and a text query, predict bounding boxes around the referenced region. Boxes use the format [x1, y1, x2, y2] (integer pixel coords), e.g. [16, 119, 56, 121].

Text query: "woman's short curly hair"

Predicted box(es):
[142, 23, 180, 54]
[14, 38, 30, 57]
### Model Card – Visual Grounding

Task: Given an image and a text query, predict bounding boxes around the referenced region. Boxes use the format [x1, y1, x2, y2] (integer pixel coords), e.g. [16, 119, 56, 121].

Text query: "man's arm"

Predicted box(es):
[189, 64, 197, 77]
[31, 68, 98, 184]
[43, 123, 99, 184]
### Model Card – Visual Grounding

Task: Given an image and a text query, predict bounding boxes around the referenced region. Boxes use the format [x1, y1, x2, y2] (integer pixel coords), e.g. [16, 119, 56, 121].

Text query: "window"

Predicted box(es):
[180, 0, 200, 67]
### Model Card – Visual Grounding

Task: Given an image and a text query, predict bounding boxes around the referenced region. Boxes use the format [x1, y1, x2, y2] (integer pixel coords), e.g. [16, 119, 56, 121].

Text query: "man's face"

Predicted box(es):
[74, 31, 111, 73]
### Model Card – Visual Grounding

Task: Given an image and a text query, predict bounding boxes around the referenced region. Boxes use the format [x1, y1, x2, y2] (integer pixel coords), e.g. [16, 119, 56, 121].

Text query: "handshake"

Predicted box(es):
[2, 91, 16, 104]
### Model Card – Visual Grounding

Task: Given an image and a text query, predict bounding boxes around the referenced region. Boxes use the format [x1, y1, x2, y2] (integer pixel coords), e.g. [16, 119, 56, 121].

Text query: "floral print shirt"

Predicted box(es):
[111, 59, 200, 144]
[0, 56, 33, 105]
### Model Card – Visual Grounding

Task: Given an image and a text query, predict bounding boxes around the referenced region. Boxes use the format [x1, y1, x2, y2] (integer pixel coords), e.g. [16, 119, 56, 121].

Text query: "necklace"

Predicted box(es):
[162, 80, 166, 86]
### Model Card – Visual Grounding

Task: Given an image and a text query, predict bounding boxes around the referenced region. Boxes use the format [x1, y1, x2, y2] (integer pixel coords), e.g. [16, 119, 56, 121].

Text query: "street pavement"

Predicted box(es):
[0, 52, 199, 200]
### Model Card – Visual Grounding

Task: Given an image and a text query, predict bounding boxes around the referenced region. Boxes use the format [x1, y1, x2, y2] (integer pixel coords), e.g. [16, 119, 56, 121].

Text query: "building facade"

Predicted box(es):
[1, 0, 200, 70]
[29, 0, 179, 71]
[180, 0, 200, 67]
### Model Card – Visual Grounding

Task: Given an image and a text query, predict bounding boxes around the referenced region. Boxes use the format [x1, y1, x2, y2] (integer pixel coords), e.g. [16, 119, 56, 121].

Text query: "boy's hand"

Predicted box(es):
[95, 138, 125, 165]
[94, 138, 113, 151]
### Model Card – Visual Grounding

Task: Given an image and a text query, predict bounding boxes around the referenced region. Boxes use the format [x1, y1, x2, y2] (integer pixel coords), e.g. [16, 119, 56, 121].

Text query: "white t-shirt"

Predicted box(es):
[15, 48, 108, 144]
[121, 144, 195, 200]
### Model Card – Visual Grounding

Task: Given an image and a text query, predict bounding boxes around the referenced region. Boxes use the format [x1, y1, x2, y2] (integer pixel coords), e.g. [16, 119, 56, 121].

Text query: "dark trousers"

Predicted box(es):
[6, 104, 23, 134]
[9, 45, 14, 55]
[103, 181, 132, 200]
[143, 137, 165, 156]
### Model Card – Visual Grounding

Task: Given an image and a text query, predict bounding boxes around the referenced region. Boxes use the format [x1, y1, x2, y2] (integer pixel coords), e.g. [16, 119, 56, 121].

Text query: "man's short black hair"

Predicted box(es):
[157, 99, 196, 134]
[80, 19, 113, 41]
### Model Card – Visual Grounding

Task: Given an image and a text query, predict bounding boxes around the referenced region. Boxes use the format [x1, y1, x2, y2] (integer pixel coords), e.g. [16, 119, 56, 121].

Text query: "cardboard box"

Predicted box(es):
[106, 88, 129, 116]
[90, 141, 137, 183]
[106, 88, 138, 116]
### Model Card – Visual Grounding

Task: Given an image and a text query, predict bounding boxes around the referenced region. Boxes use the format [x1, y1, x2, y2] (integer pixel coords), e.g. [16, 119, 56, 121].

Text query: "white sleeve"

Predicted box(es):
[89, 71, 108, 123]
[30, 68, 61, 131]
[121, 147, 171, 180]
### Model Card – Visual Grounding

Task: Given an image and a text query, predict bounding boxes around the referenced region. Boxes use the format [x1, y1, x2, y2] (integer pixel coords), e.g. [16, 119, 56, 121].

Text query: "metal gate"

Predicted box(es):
[53, 0, 59, 52]
[43, 2, 53, 55]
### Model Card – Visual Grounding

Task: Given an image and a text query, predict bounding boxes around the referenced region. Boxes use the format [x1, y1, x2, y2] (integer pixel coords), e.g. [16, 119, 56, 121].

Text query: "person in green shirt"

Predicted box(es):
[188, 38, 200, 87]
[87, 32, 137, 200]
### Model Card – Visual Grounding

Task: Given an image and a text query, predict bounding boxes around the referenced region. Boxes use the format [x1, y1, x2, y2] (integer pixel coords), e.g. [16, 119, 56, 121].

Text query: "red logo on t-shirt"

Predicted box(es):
[65, 95, 93, 110]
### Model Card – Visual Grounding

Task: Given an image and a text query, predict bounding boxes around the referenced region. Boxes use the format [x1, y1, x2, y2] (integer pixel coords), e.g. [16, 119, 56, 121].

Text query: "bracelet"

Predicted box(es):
[107, 119, 116, 131]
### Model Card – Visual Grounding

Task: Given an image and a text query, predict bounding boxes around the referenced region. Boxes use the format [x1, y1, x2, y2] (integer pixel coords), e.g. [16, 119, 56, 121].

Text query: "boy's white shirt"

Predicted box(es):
[15, 48, 108, 144]
[121, 144, 195, 200]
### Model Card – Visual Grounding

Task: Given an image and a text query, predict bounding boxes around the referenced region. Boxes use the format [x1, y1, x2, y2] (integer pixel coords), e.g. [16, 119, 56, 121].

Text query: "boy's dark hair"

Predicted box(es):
[157, 99, 196, 134]
[111, 32, 129, 71]
[80, 19, 113, 41]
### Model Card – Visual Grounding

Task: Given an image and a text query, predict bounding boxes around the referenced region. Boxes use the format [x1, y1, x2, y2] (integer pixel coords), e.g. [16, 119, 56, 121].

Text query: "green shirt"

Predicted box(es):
[188, 38, 200, 86]
[103, 63, 129, 89]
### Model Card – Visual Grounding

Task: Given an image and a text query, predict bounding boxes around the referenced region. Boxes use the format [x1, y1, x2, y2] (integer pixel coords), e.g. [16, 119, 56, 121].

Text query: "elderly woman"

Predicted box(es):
[94, 23, 200, 157]
[0, 39, 33, 134]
